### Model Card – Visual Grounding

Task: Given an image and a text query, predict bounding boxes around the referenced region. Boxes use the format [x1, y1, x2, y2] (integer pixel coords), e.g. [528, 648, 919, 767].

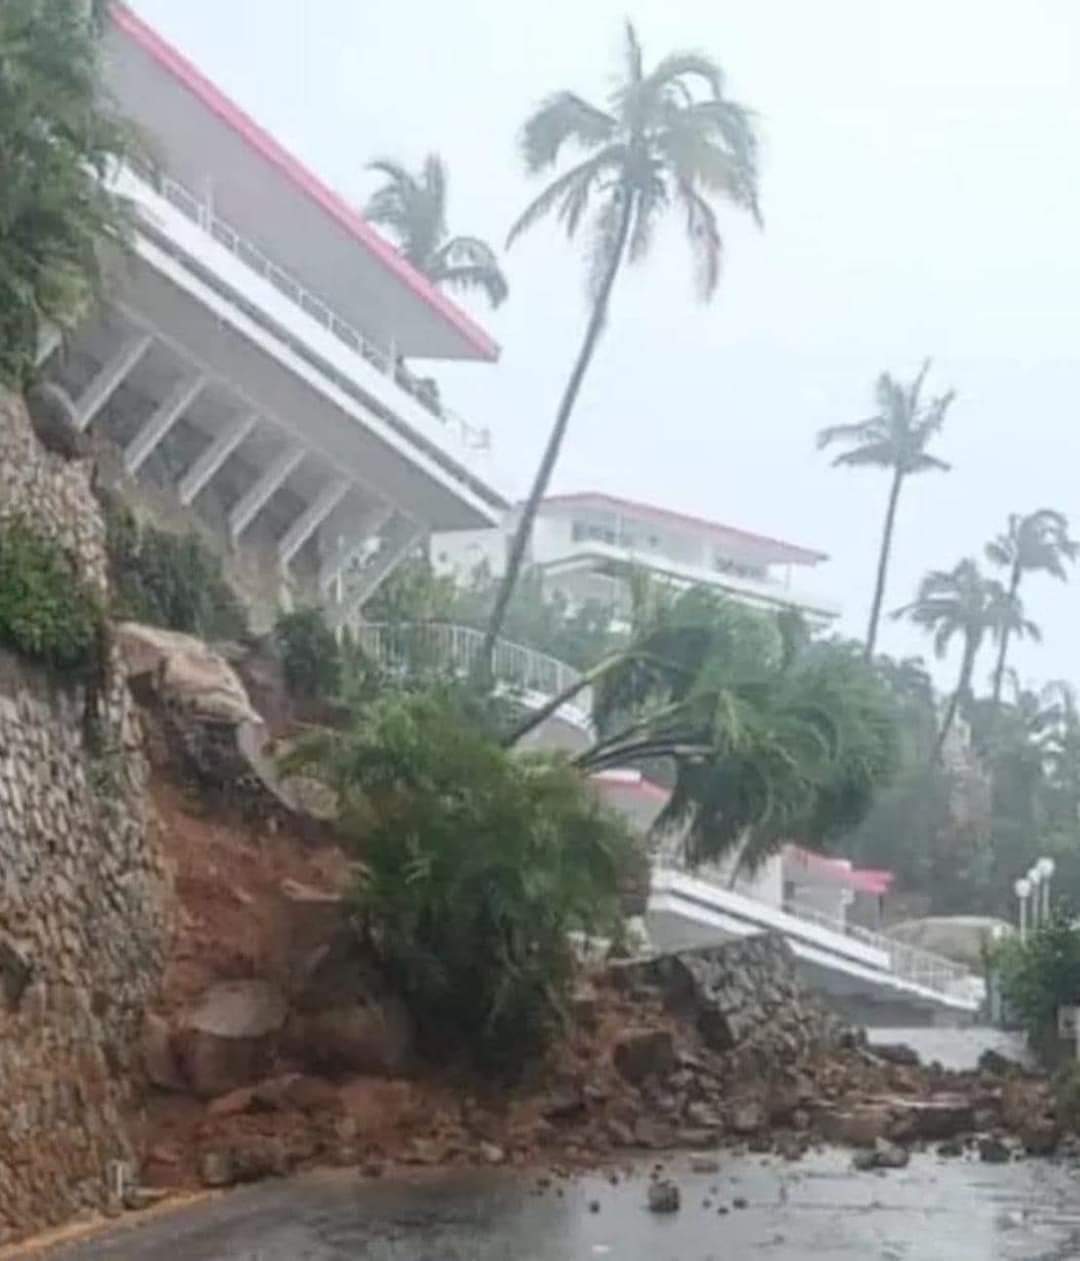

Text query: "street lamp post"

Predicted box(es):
[1015, 877, 1032, 941]
[1027, 866, 1044, 930]
[1036, 856, 1056, 924]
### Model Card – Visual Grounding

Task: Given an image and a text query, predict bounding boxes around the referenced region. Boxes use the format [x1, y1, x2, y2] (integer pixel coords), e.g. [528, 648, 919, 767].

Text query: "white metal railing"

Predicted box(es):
[129, 163, 491, 453]
[354, 622, 593, 728]
[782, 896, 976, 999]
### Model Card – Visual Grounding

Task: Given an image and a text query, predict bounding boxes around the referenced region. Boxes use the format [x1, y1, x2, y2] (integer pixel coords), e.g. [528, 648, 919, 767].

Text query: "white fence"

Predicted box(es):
[353, 622, 593, 729]
[129, 163, 491, 453]
[782, 895, 976, 999]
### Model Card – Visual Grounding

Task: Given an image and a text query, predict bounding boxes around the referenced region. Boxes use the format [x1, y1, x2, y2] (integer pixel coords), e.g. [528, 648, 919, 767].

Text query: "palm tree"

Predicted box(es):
[365, 154, 508, 308]
[985, 509, 1077, 708]
[479, 21, 761, 672]
[818, 362, 955, 659]
[895, 559, 1039, 760]
[0, 0, 134, 389]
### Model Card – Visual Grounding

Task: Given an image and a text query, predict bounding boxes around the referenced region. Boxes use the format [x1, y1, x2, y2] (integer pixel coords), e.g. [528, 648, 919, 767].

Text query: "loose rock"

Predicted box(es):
[647, 1181, 681, 1213]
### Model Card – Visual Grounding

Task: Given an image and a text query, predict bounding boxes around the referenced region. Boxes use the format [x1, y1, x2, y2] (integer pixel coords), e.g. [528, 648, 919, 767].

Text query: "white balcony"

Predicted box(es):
[539, 539, 841, 621]
[114, 164, 504, 524]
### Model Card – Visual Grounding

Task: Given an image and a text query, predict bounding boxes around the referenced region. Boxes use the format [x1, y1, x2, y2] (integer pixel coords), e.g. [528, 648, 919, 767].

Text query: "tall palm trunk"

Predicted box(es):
[935, 637, 978, 760]
[990, 562, 1022, 708]
[864, 466, 904, 659]
[479, 191, 635, 677]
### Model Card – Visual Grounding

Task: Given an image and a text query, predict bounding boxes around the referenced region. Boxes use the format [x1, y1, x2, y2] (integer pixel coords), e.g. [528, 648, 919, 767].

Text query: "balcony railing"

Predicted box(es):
[353, 621, 593, 729]
[780, 895, 977, 1000]
[129, 164, 491, 454]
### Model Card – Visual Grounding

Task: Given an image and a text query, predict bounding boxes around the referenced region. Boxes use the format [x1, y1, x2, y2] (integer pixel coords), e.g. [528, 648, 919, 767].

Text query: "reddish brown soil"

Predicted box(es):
[150, 780, 349, 1015]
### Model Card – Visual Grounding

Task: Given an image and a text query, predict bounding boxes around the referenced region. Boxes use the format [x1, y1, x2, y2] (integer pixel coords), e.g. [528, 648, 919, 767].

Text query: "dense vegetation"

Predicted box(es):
[104, 500, 248, 641]
[0, 0, 133, 388]
[285, 687, 635, 1072]
[0, 518, 103, 677]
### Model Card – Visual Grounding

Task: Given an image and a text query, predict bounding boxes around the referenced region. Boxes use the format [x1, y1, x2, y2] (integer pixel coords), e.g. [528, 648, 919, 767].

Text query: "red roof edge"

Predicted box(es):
[110, 3, 499, 363]
[539, 492, 828, 566]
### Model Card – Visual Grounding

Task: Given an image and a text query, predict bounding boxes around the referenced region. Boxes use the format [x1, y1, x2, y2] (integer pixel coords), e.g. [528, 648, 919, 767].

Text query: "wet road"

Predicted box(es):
[41, 1150, 1080, 1261]
[42, 1027, 1059, 1261]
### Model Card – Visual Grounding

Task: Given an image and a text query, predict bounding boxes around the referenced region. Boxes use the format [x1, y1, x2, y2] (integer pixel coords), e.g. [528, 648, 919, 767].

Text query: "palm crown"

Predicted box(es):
[817, 361, 954, 475]
[896, 558, 1039, 757]
[897, 560, 1036, 660]
[365, 154, 508, 308]
[986, 509, 1078, 585]
[507, 21, 761, 297]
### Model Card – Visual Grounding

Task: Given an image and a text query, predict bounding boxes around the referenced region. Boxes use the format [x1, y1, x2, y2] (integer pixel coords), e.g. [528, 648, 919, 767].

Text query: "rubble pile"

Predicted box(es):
[137, 930, 1063, 1195]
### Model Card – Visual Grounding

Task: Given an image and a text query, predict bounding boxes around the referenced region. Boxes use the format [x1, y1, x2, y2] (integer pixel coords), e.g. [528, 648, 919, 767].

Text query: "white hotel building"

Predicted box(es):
[436, 492, 841, 625]
[39, 4, 507, 629]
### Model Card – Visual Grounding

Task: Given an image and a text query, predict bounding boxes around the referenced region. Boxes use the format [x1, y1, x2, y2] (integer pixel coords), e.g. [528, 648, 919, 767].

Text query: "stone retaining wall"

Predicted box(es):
[617, 932, 848, 1073]
[0, 392, 169, 1243]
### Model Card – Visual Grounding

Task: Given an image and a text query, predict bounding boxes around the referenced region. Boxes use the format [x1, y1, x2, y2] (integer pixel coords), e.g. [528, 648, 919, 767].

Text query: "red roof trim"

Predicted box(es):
[539, 492, 828, 565]
[110, 3, 499, 363]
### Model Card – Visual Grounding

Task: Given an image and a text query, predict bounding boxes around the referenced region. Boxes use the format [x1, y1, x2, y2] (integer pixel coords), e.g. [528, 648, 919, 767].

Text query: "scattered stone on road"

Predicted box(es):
[647, 1180, 681, 1213]
[978, 1136, 1012, 1164]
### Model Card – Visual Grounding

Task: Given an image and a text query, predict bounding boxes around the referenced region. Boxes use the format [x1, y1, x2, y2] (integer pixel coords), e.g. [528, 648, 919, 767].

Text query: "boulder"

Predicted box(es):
[872, 1043, 921, 1068]
[978, 1136, 1012, 1164]
[728, 1101, 765, 1137]
[271, 879, 347, 992]
[286, 998, 413, 1076]
[142, 1013, 186, 1092]
[821, 1105, 892, 1147]
[1020, 1118, 1059, 1156]
[612, 1030, 676, 1084]
[885, 1096, 974, 1142]
[873, 1138, 910, 1169]
[647, 1181, 681, 1213]
[175, 980, 287, 1098]
[115, 622, 262, 726]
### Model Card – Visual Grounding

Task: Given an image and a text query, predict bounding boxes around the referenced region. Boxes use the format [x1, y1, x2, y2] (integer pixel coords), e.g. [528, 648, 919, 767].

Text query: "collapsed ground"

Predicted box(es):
[136, 767, 1065, 1200]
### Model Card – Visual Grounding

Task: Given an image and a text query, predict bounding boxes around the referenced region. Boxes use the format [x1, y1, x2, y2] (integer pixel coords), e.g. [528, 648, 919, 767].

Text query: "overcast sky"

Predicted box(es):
[130, 0, 1080, 690]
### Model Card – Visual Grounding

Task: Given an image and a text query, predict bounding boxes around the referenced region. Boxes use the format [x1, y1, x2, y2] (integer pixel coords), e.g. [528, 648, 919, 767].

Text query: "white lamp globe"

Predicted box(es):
[1037, 857, 1056, 880]
[1015, 878, 1032, 899]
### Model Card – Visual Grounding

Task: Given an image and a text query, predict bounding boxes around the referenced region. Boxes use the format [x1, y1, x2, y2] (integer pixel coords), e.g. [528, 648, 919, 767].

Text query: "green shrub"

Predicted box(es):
[104, 500, 247, 640]
[997, 911, 1080, 1047]
[275, 607, 341, 701]
[0, 518, 103, 675]
[285, 687, 634, 1074]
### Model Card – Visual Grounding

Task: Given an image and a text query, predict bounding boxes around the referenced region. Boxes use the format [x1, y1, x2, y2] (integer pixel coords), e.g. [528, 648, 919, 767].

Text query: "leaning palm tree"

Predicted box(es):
[365, 154, 508, 308]
[479, 21, 761, 671]
[818, 362, 955, 660]
[985, 509, 1077, 708]
[895, 559, 1039, 760]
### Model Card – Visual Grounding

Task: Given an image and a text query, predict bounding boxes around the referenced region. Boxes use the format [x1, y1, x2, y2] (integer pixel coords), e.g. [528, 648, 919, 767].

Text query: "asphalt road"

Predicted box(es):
[39, 1146, 1080, 1261]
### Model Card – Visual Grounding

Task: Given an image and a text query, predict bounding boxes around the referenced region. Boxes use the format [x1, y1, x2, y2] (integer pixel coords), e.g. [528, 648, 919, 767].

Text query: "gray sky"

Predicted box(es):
[130, 0, 1080, 691]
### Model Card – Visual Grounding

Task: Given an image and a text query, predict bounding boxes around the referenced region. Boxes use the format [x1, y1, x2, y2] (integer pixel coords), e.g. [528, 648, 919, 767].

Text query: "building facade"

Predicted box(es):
[38, 4, 507, 629]
[436, 491, 839, 625]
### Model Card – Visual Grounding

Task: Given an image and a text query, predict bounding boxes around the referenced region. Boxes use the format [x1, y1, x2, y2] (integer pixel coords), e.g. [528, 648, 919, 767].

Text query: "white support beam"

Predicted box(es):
[123, 375, 207, 476]
[73, 333, 153, 431]
[278, 476, 351, 568]
[336, 516, 424, 625]
[178, 412, 259, 506]
[319, 502, 393, 597]
[228, 443, 305, 541]
[35, 325, 62, 368]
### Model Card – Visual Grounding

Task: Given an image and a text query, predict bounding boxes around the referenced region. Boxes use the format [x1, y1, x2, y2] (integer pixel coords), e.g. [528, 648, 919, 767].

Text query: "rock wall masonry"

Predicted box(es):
[0, 392, 170, 1243]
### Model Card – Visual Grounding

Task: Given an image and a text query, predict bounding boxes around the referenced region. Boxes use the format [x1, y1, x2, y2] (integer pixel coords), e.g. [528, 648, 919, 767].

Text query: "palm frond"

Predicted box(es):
[506, 147, 624, 247]
[815, 419, 882, 450]
[643, 50, 726, 101]
[676, 179, 722, 298]
[520, 92, 617, 171]
[431, 262, 509, 308]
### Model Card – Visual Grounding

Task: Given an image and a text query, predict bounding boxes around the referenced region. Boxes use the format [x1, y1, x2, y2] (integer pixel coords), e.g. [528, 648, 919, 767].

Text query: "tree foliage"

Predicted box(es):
[366, 154, 508, 307]
[568, 590, 900, 874]
[482, 19, 761, 666]
[284, 688, 635, 1073]
[817, 361, 954, 658]
[0, 517, 104, 677]
[0, 0, 134, 388]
